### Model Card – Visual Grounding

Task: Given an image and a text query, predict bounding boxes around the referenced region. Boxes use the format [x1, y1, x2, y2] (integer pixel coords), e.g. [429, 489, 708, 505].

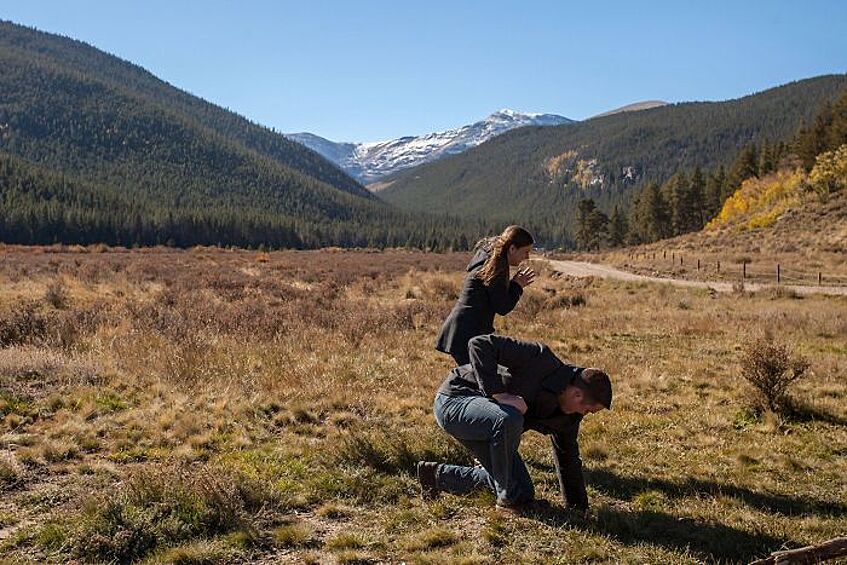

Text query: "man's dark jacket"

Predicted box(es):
[435, 248, 523, 361]
[437, 334, 589, 508]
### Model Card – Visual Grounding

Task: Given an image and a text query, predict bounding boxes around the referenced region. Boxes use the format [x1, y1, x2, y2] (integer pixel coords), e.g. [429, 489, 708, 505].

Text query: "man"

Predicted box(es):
[418, 333, 612, 512]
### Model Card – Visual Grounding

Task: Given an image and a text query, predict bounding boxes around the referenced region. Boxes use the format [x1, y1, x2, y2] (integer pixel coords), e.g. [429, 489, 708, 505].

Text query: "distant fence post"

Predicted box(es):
[663, 250, 666, 259]
[743, 262, 746, 280]
[819, 272, 822, 285]
[717, 260, 720, 273]
[680, 256, 683, 266]
[697, 259, 700, 271]
[777, 264, 780, 284]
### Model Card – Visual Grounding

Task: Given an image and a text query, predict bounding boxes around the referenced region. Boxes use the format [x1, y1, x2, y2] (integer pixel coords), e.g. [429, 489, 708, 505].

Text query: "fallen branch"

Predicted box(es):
[750, 537, 847, 564]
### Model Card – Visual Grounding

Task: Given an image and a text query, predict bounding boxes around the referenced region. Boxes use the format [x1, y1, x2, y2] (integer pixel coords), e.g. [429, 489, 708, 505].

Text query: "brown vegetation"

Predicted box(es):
[741, 335, 810, 414]
[572, 183, 847, 286]
[0, 246, 844, 563]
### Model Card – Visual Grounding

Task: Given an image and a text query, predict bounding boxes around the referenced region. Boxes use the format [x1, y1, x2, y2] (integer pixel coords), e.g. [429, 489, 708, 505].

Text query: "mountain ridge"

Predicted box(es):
[378, 74, 847, 244]
[288, 109, 573, 184]
[0, 19, 485, 249]
[0, 19, 372, 199]
[591, 100, 668, 118]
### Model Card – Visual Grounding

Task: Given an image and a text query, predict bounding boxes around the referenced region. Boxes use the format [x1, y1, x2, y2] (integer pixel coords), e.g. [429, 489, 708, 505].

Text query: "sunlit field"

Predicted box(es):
[0, 246, 844, 564]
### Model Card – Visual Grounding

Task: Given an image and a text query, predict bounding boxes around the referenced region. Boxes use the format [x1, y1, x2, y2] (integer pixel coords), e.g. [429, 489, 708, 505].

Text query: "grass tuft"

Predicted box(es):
[403, 526, 458, 551]
[65, 462, 278, 562]
[272, 521, 313, 548]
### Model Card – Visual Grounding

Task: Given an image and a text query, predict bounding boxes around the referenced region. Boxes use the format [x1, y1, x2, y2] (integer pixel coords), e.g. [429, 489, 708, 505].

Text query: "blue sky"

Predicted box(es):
[2, 1, 846, 141]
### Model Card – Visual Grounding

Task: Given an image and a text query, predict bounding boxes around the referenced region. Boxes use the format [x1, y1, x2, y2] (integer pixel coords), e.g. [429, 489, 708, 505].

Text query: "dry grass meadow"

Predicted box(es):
[0, 245, 844, 564]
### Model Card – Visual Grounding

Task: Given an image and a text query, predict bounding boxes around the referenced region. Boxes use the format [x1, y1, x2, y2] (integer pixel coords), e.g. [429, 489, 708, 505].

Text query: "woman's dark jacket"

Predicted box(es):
[435, 248, 523, 362]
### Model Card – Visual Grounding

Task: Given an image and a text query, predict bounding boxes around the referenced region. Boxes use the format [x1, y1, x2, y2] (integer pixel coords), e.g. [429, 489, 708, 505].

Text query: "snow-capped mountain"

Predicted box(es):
[288, 109, 573, 186]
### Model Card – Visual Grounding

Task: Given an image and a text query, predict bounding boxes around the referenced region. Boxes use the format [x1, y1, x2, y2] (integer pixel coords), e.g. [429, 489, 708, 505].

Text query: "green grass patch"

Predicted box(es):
[403, 526, 458, 552]
[381, 504, 427, 533]
[315, 502, 350, 519]
[94, 391, 129, 413]
[142, 539, 237, 564]
[481, 512, 509, 547]
[733, 408, 759, 430]
[0, 511, 20, 528]
[631, 489, 666, 511]
[35, 521, 71, 553]
[272, 521, 313, 548]
[332, 426, 471, 477]
[0, 391, 31, 418]
[58, 462, 279, 563]
[326, 532, 367, 550]
[0, 458, 20, 488]
[107, 446, 156, 463]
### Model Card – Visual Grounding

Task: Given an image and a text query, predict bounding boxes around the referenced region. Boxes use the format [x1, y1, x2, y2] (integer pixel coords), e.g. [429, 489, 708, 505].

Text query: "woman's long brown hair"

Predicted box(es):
[475, 225, 534, 286]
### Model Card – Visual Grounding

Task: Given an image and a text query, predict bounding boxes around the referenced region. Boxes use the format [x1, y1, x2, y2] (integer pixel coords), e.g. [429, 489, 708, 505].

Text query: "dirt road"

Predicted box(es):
[545, 259, 847, 297]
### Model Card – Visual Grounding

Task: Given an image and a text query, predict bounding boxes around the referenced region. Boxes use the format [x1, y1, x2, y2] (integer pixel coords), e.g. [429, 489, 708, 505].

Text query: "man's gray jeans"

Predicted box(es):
[433, 392, 534, 506]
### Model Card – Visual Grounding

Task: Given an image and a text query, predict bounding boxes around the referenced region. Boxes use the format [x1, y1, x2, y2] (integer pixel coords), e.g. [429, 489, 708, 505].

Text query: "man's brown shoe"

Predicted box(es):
[495, 497, 540, 516]
[417, 461, 440, 501]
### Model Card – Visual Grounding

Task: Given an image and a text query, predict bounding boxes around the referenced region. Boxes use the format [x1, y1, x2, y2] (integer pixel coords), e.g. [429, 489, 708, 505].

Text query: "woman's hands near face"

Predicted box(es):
[512, 267, 536, 288]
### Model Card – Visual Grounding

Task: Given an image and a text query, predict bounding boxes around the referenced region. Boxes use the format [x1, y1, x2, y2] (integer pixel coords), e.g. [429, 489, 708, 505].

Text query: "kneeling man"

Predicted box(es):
[419, 334, 612, 512]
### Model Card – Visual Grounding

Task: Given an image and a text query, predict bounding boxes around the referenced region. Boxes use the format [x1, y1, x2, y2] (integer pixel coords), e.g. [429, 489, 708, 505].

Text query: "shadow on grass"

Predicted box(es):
[527, 502, 788, 563]
[585, 468, 847, 518]
[783, 398, 847, 426]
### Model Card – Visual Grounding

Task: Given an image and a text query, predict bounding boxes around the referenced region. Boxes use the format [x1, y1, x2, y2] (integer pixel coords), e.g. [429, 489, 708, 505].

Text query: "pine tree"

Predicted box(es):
[758, 141, 773, 175]
[608, 205, 628, 247]
[576, 198, 597, 250]
[827, 90, 847, 151]
[632, 182, 671, 243]
[795, 104, 832, 171]
[705, 166, 726, 221]
[626, 192, 646, 246]
[667, 171, 692, 235]
[689, 166, 706, 229]
[728, 144, 760, 188]
[588, 208, 609, 250]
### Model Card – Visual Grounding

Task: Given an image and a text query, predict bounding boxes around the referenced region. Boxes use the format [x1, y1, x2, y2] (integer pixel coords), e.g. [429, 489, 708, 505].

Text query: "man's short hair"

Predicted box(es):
[576, 368, 612, 409]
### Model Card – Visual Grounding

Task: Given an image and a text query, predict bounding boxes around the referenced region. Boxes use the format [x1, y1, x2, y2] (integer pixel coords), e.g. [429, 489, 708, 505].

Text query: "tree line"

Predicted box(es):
[382, 74, 847, 247]
[3, 18, 845, 252]
[574, 88, 847, 250]
[0, 152, 496, 251]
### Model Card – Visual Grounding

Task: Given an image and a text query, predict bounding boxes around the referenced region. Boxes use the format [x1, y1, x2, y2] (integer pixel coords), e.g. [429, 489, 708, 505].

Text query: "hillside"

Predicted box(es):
[380, 75, 847, 244]
[0, 21, 489, 248]
[589, 145, 847, 282]
[591, 100, 668, 118]
[0, 20, 367, 199]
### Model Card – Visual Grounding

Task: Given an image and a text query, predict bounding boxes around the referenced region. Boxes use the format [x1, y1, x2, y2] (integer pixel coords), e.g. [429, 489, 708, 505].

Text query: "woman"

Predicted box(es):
[435, 225, 536, 366]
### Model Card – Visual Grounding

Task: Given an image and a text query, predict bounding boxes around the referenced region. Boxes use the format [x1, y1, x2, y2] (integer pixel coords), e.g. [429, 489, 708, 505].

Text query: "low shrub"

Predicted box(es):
[0, 457, 20, 489]
[44, 280, 69, 310]
[332, 427, 472, 477]
[0, 301, 50, 347]
[544, 292, 587, 310]
[740, 336, 810, 413]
